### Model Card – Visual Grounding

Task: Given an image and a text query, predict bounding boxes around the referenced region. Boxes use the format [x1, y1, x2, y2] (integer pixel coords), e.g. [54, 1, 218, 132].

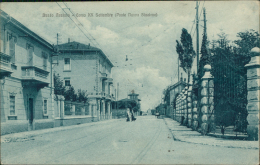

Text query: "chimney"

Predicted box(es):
[68, 38, 70, 43]
[88, 43, 90, 49]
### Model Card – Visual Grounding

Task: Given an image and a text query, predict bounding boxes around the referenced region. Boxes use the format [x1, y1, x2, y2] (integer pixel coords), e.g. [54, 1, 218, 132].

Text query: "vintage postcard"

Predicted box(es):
[0, 1, 259, 164]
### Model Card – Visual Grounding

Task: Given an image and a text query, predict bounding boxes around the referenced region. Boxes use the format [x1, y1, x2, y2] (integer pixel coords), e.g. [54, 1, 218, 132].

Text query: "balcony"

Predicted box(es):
[106, 78, 113, 84]
[99, 72, 107, 80]
[21, 66, 49, 88]
[0, 52, 13, 78]
[87, 92, 102, 99]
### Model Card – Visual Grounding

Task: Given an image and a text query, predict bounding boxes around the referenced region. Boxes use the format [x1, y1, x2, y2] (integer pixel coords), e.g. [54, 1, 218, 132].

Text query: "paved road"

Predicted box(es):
[1, 116, 258, 164]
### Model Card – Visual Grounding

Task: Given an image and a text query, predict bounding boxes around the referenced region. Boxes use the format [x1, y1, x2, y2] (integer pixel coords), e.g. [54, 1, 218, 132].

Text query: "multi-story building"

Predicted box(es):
[54, 40, 115, 120]
[0, 10, 55, 134]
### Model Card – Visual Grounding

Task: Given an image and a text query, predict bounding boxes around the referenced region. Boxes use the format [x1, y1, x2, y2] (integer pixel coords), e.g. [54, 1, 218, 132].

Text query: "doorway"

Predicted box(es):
[28, 98, 34, 130]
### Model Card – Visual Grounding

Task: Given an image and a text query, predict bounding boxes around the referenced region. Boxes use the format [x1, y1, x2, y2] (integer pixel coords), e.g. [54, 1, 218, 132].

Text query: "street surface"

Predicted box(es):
[1, 116, 258, 164]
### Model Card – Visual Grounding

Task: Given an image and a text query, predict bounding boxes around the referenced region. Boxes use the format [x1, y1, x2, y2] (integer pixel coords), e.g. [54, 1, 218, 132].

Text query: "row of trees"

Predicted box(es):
[54, 73, 88, 103]
[176, 28, 259, 83]
[175, 26, 259, 135]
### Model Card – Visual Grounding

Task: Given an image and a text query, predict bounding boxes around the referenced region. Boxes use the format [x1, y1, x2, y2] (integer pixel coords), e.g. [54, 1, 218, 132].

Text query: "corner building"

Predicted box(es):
[54, 40, 115, 121]
[0, 10, 55, 134]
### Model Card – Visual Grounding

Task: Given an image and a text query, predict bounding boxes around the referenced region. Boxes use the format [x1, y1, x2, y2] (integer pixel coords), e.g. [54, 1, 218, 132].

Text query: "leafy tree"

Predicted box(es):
[234, 29, 260, 55]
[64, 86, 77, 101]
[77, 89, 88, 103]
[176, 28, 196, 83]
[216, 29, 230, 48]
[211, 47, 248, 135]
[118, 99, 138, 113]
[54, 73, 65, 95]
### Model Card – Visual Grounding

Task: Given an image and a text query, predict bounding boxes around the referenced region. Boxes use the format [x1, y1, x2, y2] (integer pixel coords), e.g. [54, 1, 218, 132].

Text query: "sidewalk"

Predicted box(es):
[164, 118, 259, 150]
[1, 119, 121, 144]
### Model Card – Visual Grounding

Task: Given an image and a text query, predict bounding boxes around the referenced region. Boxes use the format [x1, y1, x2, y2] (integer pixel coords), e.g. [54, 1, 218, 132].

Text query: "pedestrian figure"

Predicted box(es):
[156, 112, 159, 119]
[126, 108, 132, 122]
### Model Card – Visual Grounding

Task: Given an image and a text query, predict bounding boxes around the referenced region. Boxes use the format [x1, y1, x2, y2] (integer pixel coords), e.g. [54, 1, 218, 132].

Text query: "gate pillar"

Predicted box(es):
[245, 47, 260, 140]
[200, 65, 214, 135]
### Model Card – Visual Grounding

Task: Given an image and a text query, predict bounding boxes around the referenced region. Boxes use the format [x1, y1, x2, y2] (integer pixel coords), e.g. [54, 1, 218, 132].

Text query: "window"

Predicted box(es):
[103, 65, 106, 73]
[10, 96, 15, 115]
[7, 33, 17, 64]
[65, 80, 71, 86]
[42, 52, 48, 70]
[43, 100, 47, 115]
[64, 58, 71, 70]
[27, 44, 34, 66]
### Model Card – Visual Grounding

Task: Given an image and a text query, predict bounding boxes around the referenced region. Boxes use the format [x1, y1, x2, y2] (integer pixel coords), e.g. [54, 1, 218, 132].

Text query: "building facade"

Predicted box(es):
[1, 10, 55, 134]
[163, 77, 189, 120]
[54, 40, 115, 121]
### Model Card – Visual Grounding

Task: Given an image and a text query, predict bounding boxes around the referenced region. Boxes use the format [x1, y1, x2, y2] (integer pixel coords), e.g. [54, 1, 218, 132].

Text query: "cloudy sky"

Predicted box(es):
[2, 1, 259, 111]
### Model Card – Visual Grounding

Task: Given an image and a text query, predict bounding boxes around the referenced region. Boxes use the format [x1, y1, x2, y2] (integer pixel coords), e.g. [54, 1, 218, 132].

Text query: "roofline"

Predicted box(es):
[1, 10, 53, 50]
[99, 49, 114, 67]
[57, 43, 114, 67]
[164, 81, 191, 95]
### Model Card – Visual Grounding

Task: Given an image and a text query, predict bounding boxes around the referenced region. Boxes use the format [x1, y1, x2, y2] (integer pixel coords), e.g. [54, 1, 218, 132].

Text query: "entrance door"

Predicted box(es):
[28, 98, 34, 130]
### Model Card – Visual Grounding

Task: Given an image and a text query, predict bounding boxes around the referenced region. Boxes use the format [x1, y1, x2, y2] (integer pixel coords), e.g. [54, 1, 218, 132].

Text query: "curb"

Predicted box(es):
[1, 119, 121, 144]
[163, 118, 259, 150]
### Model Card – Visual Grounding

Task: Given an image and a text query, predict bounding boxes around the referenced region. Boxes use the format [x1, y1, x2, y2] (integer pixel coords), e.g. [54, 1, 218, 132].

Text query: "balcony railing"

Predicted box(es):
[21, 66, 49, 85]
[87, 91, 115, 101]
[87, 92, 102, 98]
[106, 78, 113, 84]
[0, 52, 12, 75]
[99, 72, 107, 80]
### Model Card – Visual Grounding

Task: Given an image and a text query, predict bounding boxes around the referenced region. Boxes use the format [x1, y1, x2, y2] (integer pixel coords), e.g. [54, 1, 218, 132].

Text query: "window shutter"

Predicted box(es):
[28, 47, 33, 66]
[9, 38, 15, 63]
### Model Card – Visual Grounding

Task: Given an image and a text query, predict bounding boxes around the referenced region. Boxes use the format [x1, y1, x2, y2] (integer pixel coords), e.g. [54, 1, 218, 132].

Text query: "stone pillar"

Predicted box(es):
[110, 103, 113, 118]
[177, 95, 180, 122]
[60, 96, 65, 119]
[89, 104, 92, 117]
[187, 86, 192, 127]
[200, 65, 214, 135]
[181, 90, 185, 124]
[245, 47, 260, 140]
[107, 101, 111, 119]
[71, 103, 75, 116]
[81, 104, 85, 116]
[97, 99, 100, 120]
[102, 100, 106, 119]
[192, 97, 198, 131]
[54, 96, 60, 118]
[184, 87, 188, 126]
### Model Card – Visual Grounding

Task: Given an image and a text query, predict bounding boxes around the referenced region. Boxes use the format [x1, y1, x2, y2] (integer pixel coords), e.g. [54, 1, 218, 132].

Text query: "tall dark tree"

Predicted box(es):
[198, 24, 211, 79]
[176, 28, 196, 83]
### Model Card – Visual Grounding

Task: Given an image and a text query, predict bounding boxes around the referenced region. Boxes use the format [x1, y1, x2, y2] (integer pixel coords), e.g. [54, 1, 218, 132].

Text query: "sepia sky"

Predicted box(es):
[2, 1, 259, 111]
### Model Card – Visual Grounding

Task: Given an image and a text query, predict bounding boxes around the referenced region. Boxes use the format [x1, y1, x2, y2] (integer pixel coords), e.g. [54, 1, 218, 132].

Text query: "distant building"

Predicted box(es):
[0, 10, 55, 134]
[128, 90, 141, 115]
[54, 40, 115, 120]
[163, 77, 189, 120]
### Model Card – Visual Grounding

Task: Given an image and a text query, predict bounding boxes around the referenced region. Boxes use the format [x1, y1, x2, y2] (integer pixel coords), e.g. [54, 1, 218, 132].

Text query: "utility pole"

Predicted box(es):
[196, 1, 199, 74]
